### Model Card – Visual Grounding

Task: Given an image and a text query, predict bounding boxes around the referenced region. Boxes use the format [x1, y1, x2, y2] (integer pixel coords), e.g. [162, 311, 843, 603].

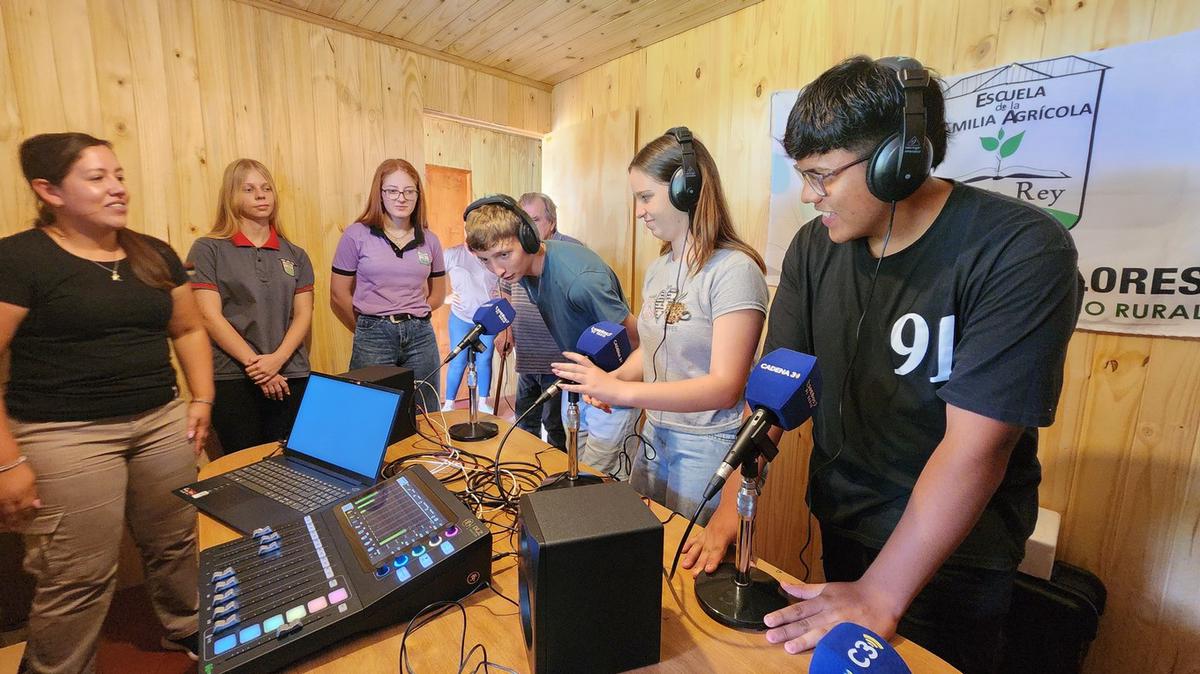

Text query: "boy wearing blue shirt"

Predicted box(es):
[465, 196, 641, 477]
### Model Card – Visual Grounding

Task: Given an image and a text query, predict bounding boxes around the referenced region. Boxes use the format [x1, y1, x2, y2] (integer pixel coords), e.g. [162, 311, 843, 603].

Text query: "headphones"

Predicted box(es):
[463, 194, 540, 254]
[865, 56, 933, 203]
[664, 127, 701, 213]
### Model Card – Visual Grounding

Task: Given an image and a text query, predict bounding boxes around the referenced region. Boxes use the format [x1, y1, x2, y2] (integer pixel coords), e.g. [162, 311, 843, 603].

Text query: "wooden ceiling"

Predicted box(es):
[260, 0, 761, 86]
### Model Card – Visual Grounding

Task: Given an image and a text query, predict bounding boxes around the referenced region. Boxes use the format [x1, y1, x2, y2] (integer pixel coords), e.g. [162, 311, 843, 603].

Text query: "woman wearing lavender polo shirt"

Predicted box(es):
[330, 159, 446, 414]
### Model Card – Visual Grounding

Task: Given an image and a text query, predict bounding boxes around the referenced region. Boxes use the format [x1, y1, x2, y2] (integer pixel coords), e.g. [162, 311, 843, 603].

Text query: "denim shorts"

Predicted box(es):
[629, 419, 737, 525]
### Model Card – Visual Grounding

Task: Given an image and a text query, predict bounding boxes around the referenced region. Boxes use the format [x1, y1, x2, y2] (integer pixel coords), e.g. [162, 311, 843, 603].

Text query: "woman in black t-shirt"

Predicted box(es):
[0, 133, 214, 671]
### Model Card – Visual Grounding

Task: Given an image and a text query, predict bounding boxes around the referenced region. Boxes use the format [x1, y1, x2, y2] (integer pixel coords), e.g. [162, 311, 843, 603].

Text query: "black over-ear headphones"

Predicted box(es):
[664, 127, 701, 213]
[463, 194, 540, 254]
[866, 56, 933, 203]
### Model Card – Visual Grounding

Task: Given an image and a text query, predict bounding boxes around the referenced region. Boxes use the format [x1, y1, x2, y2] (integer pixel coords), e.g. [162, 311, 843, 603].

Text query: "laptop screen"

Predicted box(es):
[286, 373, 402, 481]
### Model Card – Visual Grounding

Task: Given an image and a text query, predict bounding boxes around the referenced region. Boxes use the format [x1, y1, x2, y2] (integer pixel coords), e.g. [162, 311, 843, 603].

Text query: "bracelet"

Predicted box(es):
[191, 398, 215, 405]
[0, 455, 28, 473]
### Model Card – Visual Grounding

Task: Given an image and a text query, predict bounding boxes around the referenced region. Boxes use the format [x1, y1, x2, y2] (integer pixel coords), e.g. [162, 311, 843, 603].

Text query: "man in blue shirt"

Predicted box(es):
[465, 196, 641, 477]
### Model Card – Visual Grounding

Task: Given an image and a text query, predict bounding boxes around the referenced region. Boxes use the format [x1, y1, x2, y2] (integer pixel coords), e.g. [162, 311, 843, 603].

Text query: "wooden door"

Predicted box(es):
[423, 165, 472, 401]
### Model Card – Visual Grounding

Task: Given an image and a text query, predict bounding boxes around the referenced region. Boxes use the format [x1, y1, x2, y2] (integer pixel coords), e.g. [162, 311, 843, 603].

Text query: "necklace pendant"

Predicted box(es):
[111, 272, 121, 281]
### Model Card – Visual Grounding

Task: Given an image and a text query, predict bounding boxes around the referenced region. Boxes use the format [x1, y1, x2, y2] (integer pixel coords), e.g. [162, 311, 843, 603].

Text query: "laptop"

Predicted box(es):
[175, 372, 404, 534]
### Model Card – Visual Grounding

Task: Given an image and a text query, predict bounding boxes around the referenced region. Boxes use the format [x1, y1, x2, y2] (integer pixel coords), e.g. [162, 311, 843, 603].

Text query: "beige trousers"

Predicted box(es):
[13, 398, 198, 674]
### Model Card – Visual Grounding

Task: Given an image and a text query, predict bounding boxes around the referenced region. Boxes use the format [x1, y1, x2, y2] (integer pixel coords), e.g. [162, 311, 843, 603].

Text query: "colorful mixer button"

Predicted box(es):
[262, 614, 285, 633]
[238, 624, 262, 643]
[213, 634, 237, 655]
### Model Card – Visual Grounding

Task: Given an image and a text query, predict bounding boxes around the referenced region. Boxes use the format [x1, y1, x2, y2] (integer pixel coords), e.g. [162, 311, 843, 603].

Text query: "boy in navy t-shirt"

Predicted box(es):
[465, 196, 641, 477]
[682, 57, 1083, 674]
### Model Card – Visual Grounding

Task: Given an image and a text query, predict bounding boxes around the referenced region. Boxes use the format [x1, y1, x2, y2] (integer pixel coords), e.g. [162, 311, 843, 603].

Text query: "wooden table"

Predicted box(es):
[199, 411, 957, 673]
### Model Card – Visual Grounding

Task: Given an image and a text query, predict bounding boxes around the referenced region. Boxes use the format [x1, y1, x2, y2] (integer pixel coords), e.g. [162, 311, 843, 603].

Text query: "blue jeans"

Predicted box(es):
[444, 313, 496, 402]
[349, 314, 441, 414]
[515, 373, 565, 449]
[561, 395, 641, 480]
[630, 420, 737, 525]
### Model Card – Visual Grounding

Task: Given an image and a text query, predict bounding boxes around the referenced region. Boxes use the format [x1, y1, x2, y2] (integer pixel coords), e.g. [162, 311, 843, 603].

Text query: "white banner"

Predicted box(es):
[766, 30, 1200, 337]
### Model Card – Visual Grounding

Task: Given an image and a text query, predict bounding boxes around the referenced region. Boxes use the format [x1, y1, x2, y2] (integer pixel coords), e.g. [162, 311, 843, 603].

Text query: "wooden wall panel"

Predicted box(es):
[423, 115, 542, 405]
[542, 110, 637, 296]
[0, 0, 549, 381]
[549, 1, 1200, 671]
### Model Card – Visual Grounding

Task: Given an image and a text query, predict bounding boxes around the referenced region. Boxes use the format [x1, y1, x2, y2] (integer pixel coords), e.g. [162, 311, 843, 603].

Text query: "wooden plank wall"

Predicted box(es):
[0, 0, 551, 378]
[549, 1, 1200, 671]
[423, 115, 542, 406]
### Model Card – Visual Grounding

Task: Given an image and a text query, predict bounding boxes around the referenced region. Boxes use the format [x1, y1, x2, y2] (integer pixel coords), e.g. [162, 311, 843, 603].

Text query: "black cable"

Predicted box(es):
[797, 202, 897, 580]
[668, 496, 714, 579]
[649, 231, 689, 385]
[610, 431, 658, 481]
[397, 582, 521, 674]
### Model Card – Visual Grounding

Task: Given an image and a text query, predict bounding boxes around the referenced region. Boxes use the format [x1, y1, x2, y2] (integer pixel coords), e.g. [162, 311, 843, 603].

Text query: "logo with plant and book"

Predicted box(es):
[938, 55, 1110, 229]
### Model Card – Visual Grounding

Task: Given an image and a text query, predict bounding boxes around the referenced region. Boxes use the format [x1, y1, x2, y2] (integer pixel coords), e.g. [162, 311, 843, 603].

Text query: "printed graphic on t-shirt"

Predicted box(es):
[652, 286, 691, 324]
[888, 312, 956, 383]
[280, 258, 296, 277]
[417, 250, 432, 265]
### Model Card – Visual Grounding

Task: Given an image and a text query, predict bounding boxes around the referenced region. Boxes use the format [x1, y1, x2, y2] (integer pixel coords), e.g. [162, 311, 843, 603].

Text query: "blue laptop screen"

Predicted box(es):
[286, 374, 401, 480]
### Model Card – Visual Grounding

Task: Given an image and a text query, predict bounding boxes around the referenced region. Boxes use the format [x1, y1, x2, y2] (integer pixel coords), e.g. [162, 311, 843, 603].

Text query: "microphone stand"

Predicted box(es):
[538, 391, 603, 490]
[449, 340, 498, 442]
[693, 433, 787, 629]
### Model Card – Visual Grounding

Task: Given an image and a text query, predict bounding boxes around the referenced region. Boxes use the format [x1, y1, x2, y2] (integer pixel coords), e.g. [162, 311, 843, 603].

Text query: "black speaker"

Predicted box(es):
[339, 365, 417, 445]
[517, 482, 663, 674]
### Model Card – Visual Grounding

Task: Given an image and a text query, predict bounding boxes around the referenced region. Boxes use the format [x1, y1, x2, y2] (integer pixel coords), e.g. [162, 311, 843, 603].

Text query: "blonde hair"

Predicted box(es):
[629, 133, 765, 275]
[465, 203, 525, 252]
[209, 159, 284, 239]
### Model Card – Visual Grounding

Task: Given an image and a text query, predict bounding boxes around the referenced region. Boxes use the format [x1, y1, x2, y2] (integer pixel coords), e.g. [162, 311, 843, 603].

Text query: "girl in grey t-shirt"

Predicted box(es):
[552, 131, 768, 524]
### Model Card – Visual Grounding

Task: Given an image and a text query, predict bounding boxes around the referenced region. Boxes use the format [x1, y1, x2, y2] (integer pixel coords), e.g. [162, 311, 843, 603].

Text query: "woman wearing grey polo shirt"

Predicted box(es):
[188, 159, 314, 454]
[330, 159, 446, 414]
[551, 131, 768, 527]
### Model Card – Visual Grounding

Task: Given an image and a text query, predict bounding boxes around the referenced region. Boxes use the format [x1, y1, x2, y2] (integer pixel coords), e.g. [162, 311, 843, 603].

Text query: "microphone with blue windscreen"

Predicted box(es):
[811, 622, 912, 674]
[526, 321, 631, 410]
[701, 348, 821, 501]
[442, 297, 515, 364]
[692, 348, 821, 630]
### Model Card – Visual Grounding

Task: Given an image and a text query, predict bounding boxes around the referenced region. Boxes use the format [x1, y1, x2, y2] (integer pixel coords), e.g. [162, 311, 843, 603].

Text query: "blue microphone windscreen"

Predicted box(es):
[810, 623, 911, 674]
[574, 321, 630, 372]
[744, 348, 820, 430]
[472, 298, 515, 335]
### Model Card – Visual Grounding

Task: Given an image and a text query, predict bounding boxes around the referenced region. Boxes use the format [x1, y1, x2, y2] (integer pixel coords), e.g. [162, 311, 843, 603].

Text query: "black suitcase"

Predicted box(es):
[1000, 560, 1107, 674]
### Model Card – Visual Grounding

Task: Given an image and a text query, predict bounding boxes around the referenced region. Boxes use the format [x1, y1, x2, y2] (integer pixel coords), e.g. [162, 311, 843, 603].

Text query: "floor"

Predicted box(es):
[0, 585, 193, 674]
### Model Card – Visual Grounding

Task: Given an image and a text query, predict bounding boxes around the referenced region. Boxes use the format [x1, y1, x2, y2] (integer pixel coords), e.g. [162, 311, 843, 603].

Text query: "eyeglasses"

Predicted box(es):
[381, 187, 419, 201]
[795, 155, 869, 197]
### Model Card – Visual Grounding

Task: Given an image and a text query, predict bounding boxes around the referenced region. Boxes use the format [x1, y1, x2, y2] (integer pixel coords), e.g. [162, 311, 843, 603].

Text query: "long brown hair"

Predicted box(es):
[629, 133, 766, 275]
[19, 132, 175, 290]
[354, 159, 428, 240]
[209, 158, 286, 239]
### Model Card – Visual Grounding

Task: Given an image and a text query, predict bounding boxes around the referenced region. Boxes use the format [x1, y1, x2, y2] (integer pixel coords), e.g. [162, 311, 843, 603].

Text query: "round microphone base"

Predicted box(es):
[537, 471, 605, 491]
[448, 421, 499, 442]
[694, 563, 788, 631]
